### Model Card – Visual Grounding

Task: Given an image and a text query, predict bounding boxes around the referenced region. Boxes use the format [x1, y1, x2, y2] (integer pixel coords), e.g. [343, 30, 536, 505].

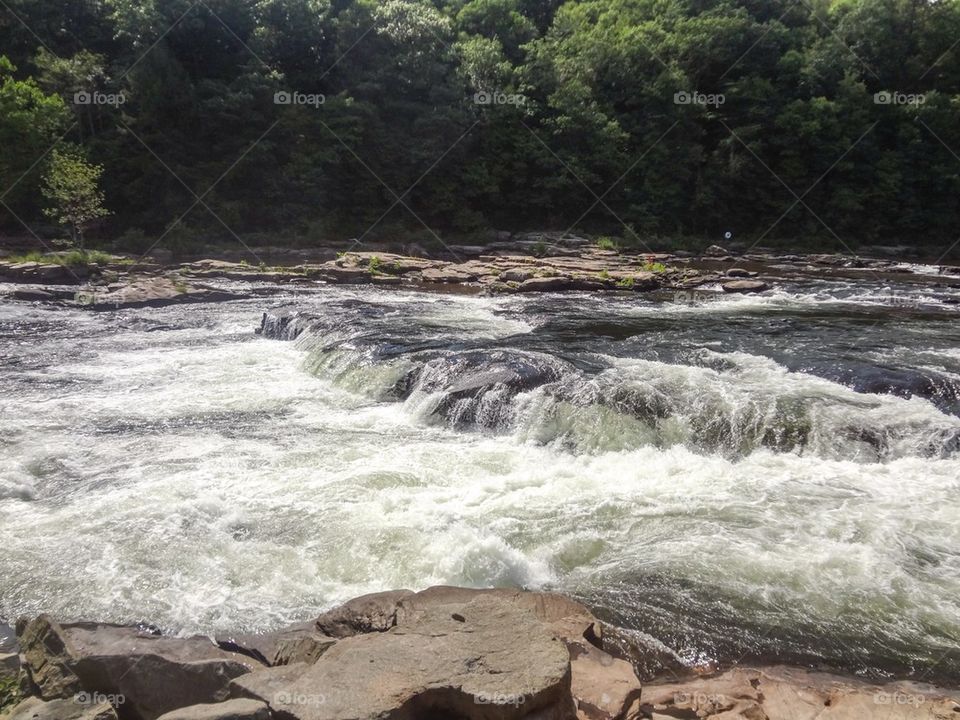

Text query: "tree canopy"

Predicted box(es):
[0, 0, 957, 250]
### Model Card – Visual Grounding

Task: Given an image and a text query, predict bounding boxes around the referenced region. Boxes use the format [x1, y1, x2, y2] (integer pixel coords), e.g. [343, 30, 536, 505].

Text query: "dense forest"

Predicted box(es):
[1, 0, 958, 253]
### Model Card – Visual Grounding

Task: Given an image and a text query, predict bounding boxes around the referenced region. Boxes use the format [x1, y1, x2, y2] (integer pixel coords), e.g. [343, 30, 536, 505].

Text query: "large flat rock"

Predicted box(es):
[233, 592, 577, 719]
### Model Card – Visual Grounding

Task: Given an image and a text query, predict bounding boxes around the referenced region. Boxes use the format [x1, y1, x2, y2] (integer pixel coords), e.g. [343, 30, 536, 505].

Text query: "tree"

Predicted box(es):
[0, 56, 69, 224]
[41, 147, 110, 248]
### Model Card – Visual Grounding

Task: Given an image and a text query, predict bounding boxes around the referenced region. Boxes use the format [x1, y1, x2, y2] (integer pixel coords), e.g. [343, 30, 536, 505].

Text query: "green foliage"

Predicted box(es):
[0, 56, 70, 218]
[368, 255, 382, 274]
[0, 674, 21, 712]
[9, 249, 116, 266]
[617, 276, 635, 289]
[0, 0, 957, 249]
[642, 261, 667, 272]
[596, 237, 619, 251]
[41, 147, 110, 248]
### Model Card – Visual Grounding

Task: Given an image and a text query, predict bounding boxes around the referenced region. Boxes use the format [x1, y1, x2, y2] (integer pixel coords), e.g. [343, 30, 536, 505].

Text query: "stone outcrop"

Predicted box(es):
[7, 588, 960, 720]
[16, 616, 263, 720]
[72, 278, 247, 310]
[296, 250, 697, 295]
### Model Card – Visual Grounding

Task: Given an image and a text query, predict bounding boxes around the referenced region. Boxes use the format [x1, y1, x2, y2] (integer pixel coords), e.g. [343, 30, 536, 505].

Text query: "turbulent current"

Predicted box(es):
[1, 279, 959, 683]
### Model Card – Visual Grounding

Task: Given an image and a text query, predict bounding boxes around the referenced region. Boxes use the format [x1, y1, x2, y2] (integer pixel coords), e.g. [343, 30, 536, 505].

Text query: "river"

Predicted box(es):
[1, 277, 958, 683]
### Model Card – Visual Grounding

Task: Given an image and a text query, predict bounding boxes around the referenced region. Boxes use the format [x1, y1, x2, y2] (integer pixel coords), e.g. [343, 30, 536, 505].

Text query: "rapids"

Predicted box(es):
[1, 277, 958, 683]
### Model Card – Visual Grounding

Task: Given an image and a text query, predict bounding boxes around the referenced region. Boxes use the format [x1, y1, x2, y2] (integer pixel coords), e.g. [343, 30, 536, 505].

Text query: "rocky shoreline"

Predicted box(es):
[2, 233, 959, 310]
[1, 587, 958, 720]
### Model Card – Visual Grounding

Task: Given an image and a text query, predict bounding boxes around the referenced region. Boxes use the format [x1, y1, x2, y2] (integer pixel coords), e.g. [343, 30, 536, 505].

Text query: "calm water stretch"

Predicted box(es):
[1, 277, 958, 683]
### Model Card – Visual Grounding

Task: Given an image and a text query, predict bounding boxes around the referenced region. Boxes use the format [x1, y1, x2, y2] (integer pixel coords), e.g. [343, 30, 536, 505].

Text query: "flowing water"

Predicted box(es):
[1, 278, 959, 683]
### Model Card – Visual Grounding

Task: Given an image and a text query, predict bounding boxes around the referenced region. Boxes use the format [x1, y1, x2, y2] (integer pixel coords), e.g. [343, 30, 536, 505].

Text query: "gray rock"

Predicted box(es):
[256, 311, 316, 341]
[1, 651, 19, 681]
[2, 696, 118, 720]
[35, 264, 77, 283]
[721, 279, 769, 293]
[0, 622, 17, 652]
[10, 288, 56, 301]
[445, 245, 486, 256]
[704, 244, 729, 256]
[218, 623, 335, 667]
[17, 616, 263, 720]
[499, 268, 534, 283]
[314, 590, 413, 638]
[517, 276, 602, 292]
[154, 699, 270, 720]
[725, 268, 755, 278]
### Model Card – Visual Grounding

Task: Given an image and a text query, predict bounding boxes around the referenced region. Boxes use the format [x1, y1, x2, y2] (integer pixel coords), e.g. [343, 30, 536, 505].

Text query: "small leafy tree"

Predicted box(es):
[41, 147, 110, 250]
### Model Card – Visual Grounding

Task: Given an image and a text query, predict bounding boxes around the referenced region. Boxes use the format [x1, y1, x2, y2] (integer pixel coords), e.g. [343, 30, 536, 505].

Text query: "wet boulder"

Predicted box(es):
[395, 350, 573, 429]
[256, 311, 319, 341]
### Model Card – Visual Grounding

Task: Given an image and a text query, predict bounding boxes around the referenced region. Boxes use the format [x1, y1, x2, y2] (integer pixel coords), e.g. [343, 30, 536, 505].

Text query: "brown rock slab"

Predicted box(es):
[348, 253, 434, 274]
[316, 262, 371, 283]
[721, 279, 768, 294]
[235, 592, 576, 720]
[641, 666, 960, 720]
[420, 267, 474, 283]
[154, 699, 270, 720]
[565, 636, 641, 720]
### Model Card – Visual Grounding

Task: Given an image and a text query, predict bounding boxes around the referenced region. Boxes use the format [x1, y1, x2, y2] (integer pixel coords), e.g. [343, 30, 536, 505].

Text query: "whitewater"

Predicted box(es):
[1, 278, 958, 683]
